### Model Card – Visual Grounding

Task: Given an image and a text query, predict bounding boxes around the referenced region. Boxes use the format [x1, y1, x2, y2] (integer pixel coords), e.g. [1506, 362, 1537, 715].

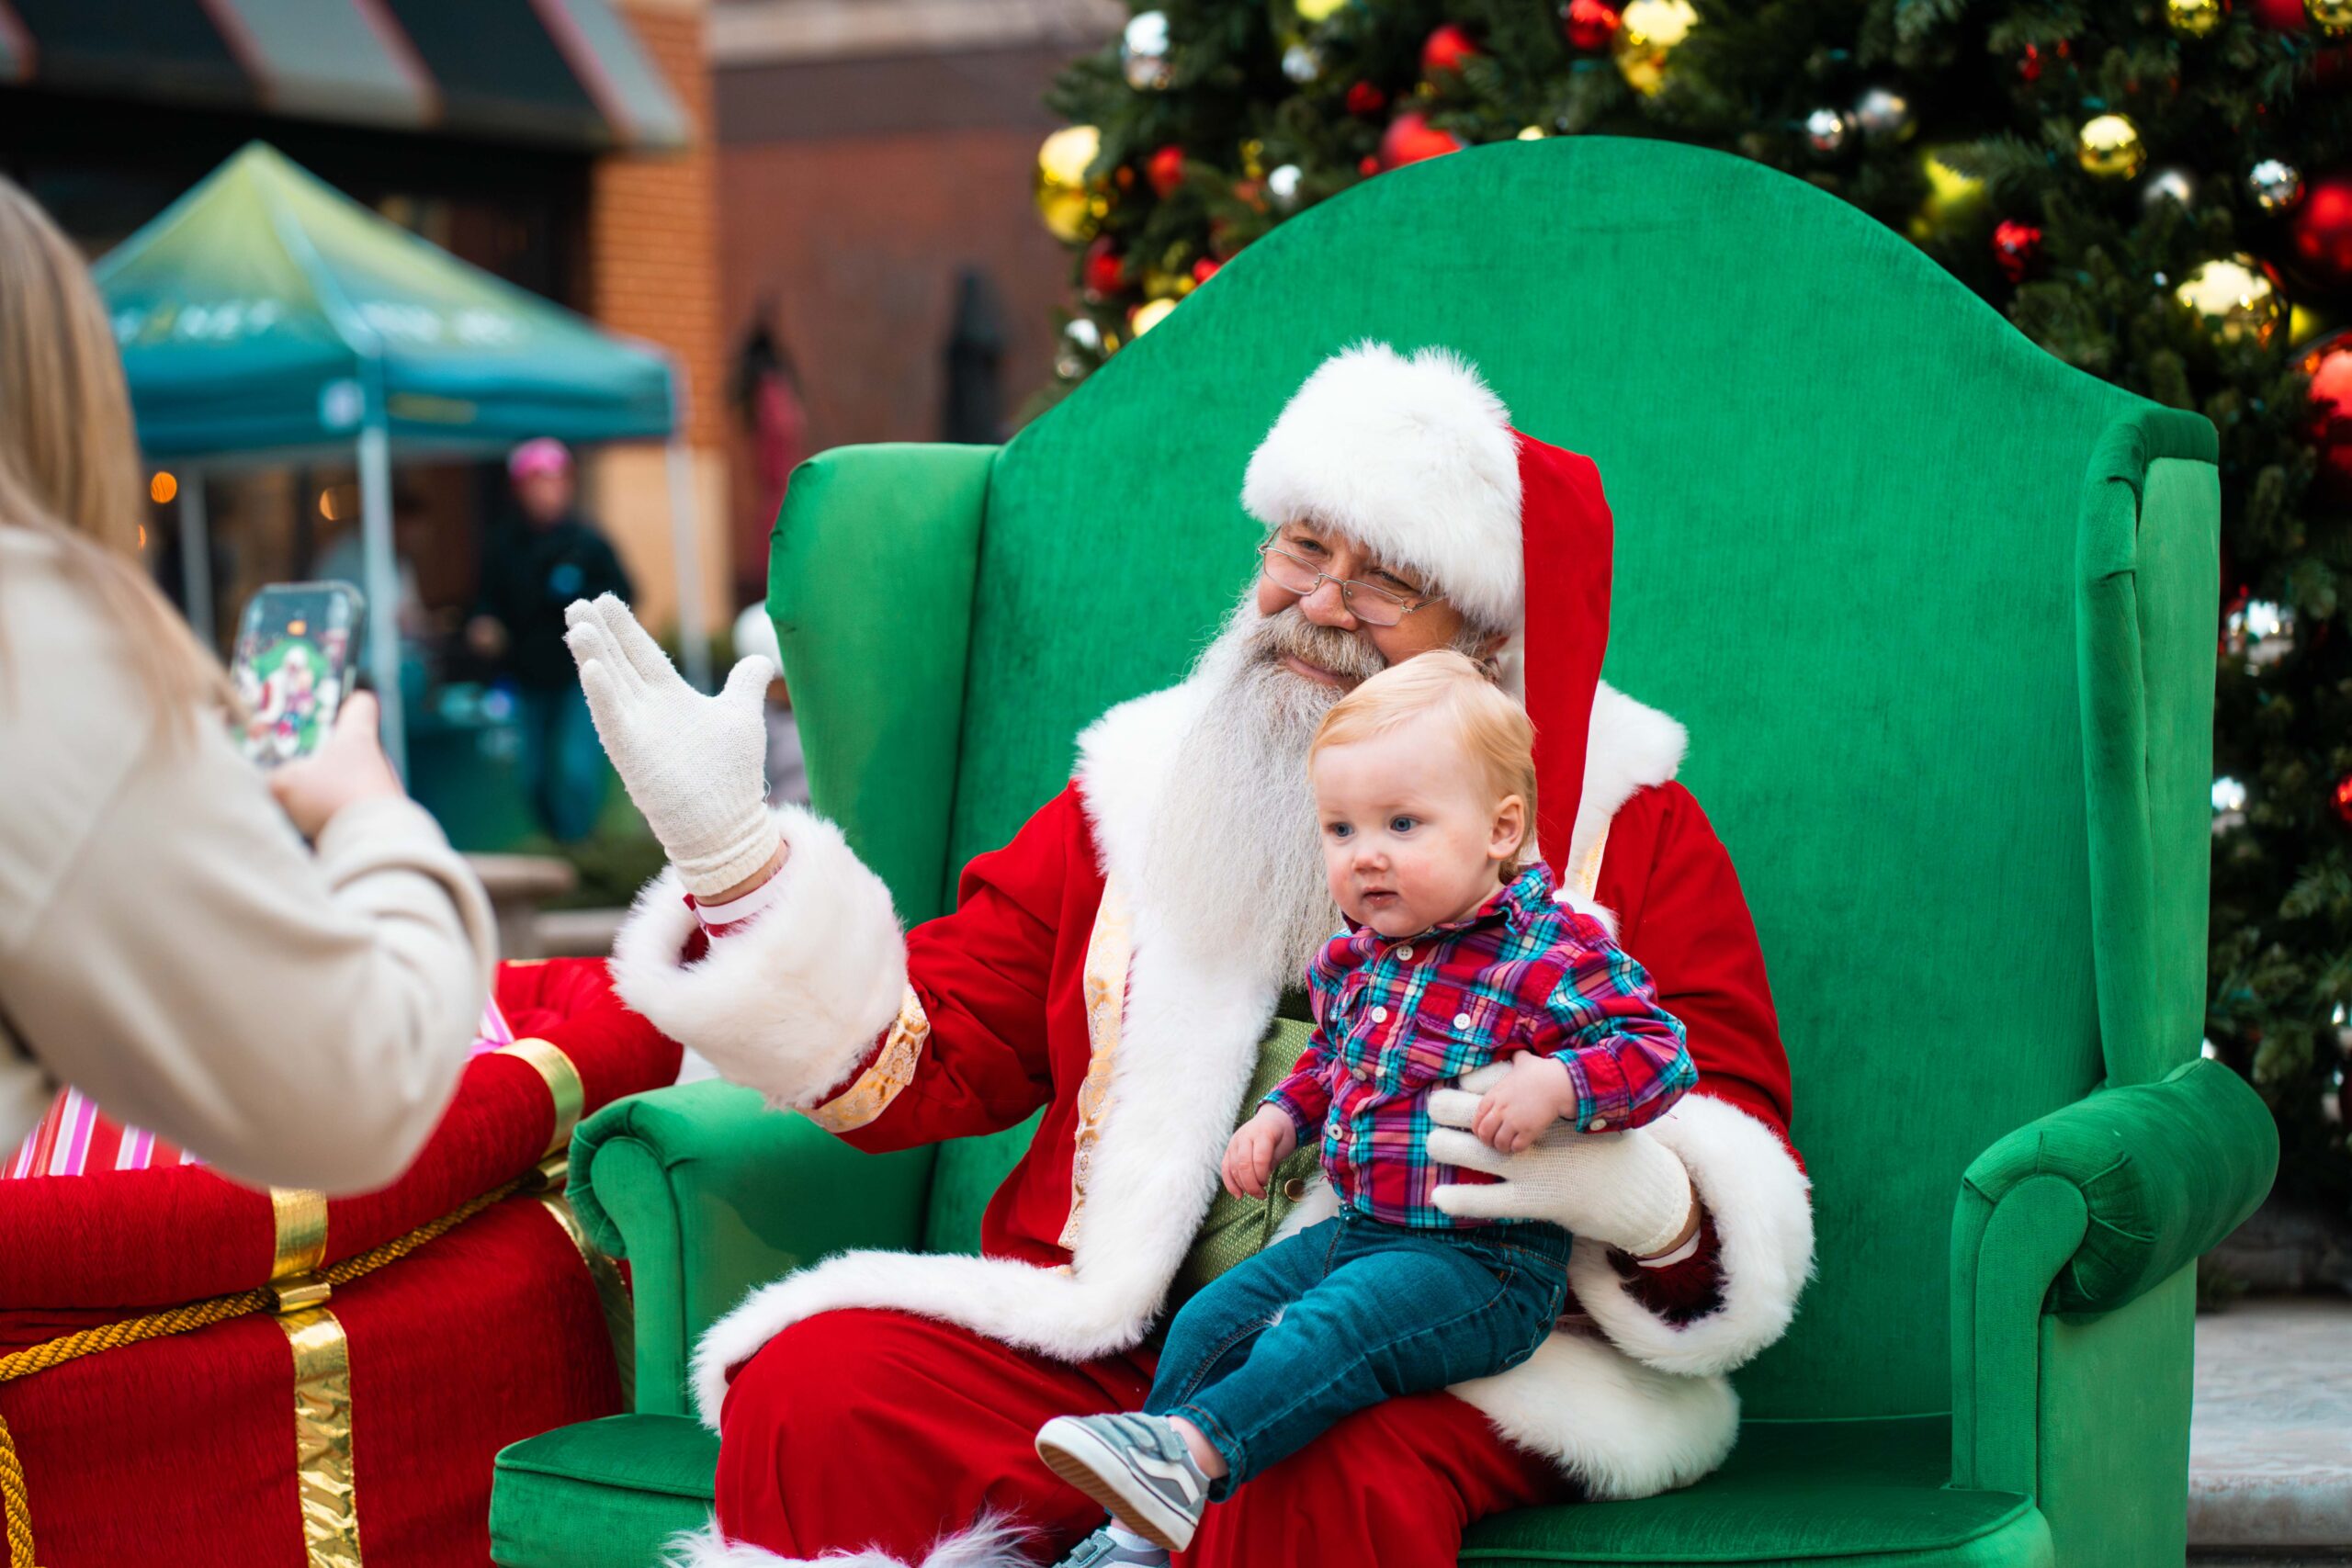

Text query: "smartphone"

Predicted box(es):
[228, 581, 367, 767]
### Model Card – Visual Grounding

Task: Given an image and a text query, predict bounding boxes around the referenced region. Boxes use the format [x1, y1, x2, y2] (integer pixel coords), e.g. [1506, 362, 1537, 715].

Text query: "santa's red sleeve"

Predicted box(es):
[1571, 781, 1815, 1376]
[608, 791, 1081, 1151]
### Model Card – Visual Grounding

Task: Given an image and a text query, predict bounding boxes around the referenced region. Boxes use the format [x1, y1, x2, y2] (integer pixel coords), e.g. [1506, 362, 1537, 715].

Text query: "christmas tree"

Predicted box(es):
[1042, 0, 2352, 1209]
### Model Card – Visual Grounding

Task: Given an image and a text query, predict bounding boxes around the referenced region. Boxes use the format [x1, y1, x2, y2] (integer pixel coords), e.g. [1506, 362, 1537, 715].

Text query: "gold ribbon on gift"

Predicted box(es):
[503, 1038, 586, 1159]
[0, 1176, 528, 1568]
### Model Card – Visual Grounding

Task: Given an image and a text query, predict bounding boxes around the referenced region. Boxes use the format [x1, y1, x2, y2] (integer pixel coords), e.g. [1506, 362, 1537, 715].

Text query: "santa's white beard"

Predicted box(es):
[1139, 597, 1388, 989]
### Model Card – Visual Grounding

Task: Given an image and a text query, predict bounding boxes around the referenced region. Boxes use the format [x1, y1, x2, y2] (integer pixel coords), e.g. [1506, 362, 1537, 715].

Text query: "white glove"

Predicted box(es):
[561, 594, 780, 899]
[1424, 1063, 1696, 1258]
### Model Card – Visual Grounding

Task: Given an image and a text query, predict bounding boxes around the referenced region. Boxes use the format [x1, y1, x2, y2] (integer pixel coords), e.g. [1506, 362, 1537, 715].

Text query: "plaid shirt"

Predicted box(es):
[1264, 861, 1695, 1231]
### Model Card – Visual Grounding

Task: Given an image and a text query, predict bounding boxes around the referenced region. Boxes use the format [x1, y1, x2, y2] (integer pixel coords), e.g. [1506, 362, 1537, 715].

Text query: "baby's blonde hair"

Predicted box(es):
[1309, 649, 1537, 873]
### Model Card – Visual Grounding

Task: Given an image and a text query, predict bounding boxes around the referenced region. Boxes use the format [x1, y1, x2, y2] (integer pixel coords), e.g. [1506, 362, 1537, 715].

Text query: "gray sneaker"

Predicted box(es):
[1035, 1413, 1211, 1551]
[1051, 1524, 1170, 1566]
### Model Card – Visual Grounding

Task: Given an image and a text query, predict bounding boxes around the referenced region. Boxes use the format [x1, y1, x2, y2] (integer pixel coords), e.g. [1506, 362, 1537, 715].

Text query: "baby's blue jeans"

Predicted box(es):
[1143, 1209, 1573, 1495]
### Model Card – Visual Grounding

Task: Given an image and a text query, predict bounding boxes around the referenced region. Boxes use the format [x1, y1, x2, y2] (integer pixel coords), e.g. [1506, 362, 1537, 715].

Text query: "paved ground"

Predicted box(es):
[2192, 1297, 2352, 1552]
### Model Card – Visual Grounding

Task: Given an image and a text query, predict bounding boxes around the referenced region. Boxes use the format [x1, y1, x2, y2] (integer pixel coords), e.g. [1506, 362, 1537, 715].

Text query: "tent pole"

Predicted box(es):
[356, 419, 405, 777]
[176, 472, 214, 650]
[665, 427, 713, 694]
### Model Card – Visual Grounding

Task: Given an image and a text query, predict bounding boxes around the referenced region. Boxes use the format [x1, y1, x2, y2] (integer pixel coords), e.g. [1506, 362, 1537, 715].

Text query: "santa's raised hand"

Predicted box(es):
[561, 593, 781, 899]
[1425, 1063, 1697, 1259]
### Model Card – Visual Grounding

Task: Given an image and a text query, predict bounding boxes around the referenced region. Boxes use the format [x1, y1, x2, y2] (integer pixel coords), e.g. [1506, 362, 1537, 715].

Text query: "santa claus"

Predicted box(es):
[563, 343, 1813, 1568]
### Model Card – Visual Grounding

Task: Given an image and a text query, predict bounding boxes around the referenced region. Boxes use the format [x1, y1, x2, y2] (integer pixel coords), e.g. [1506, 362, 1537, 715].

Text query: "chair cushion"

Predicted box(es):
[491, 1414, 717, 1568]
[1462, 1416, 2049, 1565]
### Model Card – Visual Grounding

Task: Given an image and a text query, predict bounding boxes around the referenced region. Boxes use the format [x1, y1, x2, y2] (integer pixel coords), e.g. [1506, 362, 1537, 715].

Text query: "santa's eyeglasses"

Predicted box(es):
[1257, 543, 1438, 628]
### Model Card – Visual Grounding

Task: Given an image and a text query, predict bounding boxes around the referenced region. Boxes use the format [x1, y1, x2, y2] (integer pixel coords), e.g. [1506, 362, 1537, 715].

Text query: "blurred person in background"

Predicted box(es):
[0, 175, 496, 1194]
[732, 601, 808, 808]
[468, 438, 632, 841]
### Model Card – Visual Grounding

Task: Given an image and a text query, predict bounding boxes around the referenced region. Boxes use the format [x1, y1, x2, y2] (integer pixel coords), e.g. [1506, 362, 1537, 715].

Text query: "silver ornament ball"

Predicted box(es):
[1852, 86, 1913, 141]
[1267, 164, 1304, 209]
[2142, 166, 2198, 211]
[2249, 158, 2305, 212]
[1804, 107, 1852, 158]
[1282, 41, 1323, 83]
[1122, 10, 1173, 91]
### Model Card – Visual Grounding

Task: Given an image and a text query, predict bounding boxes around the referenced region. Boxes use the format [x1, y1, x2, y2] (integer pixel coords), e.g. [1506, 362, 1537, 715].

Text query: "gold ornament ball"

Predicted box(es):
[1906, 150, 1987, 241]
[2309, 0, 2352, 33]
[2076, 114, 2146, 180]
[1129, 298, 1180, 338]
[2175, 255, 2283, 344]
[1613, 0, 1696, 96]
[1295, 0, 1349, 21]
[1035, 125, 1105, 243]
[2166, 0, 2226, 35]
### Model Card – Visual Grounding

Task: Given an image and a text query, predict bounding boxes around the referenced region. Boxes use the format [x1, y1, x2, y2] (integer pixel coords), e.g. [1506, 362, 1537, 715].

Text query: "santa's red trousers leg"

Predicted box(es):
[714, 1308, 1570, 1565]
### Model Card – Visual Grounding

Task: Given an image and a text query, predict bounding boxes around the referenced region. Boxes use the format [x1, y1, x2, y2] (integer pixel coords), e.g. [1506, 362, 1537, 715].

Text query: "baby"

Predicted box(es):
[1035, 650, 1696, 1562]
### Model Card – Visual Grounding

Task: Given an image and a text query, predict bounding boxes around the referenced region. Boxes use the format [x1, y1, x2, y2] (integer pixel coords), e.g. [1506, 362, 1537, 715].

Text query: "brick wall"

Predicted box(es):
[586, 0, 730, 639]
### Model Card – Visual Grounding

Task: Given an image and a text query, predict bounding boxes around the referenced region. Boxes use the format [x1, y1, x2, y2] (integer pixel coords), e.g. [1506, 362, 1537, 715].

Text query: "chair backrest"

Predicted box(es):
[825, 137, 2216, 1419]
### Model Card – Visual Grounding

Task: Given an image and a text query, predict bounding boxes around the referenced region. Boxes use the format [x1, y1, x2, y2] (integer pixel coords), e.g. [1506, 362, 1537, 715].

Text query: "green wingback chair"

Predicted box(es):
[489, 137, 2277, 1568]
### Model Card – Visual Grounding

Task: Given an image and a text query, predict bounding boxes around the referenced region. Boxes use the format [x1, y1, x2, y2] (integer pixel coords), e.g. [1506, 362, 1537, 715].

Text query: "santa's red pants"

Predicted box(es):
[715, 1308, 1572, 1565]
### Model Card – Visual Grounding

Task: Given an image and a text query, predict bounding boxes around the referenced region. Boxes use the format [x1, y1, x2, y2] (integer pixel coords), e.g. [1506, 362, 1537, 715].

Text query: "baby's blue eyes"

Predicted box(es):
[1389, 816, 1418, 834]
[1329, 822, 1353, 840]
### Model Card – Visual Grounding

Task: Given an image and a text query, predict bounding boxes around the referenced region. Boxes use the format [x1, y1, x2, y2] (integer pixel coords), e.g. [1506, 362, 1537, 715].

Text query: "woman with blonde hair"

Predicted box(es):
[0, 175, 494, 1192]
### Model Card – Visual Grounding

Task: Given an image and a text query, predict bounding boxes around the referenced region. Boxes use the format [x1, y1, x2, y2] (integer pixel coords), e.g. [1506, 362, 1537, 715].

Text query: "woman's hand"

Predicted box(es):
[269, 691, 404, 840]
[562, 594, 783, 899]
[1222, 1105, 1299, 1200]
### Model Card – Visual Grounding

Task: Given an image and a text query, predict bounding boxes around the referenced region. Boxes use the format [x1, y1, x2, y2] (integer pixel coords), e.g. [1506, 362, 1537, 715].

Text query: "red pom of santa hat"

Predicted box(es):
[1241, 342, 1611, 878]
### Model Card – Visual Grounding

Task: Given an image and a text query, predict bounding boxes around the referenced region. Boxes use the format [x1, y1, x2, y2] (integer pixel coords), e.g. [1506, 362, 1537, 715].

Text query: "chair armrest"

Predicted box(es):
[568, 1080, 936, 1418]
[1949, 1056, 2276, 1491]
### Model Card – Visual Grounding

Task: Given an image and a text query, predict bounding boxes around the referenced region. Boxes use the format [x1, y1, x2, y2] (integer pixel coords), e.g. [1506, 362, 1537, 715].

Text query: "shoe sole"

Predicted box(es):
[1035, 1418, 1198, 1553]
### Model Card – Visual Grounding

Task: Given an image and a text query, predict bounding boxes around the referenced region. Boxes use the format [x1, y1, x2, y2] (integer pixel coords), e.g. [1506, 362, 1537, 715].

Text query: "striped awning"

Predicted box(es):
[0, 0, 689, 152]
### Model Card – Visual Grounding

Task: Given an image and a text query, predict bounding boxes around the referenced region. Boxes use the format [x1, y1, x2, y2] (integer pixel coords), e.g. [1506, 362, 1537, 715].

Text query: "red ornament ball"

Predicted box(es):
[1192, 255, 1222, 285]
[2255, 0, 2311, 28]
[1421, 23, 1481, 79]
[2302, 332, 2352, 501]
[1358, 153, 1381, 176]
[1564, 0, 1623, 51]
[1993, 220, 2045, 283]
[2290, 174, 2352, 287]
[1081, 237, 1125, 300]
[1345, 80, 1388, 117]
[2335, 772, 2352, 824]
[1146, 144, 1184, 200]
[1378, 112, 1466, 171]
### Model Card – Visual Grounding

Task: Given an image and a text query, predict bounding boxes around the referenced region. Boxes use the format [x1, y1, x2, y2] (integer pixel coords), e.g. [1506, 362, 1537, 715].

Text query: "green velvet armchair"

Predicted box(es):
[490, 136, 2277, 1568]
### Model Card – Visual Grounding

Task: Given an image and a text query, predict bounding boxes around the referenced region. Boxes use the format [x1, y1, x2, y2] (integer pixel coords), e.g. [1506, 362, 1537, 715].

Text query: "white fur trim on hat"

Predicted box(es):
[1241, 342, 1524, 631]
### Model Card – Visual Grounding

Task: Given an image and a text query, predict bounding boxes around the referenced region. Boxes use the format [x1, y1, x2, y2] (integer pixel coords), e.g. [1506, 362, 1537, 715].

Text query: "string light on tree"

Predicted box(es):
[2176, 254, 2284, 343]
[2336, 772, 2352, 825]
[1613, 0, 1697, 96]
[2078, 114, 2148, 179]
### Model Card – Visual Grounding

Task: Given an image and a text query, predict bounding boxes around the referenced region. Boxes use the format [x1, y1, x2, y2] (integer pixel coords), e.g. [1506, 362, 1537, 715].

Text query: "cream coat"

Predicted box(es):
[0, 529, 495, 1192]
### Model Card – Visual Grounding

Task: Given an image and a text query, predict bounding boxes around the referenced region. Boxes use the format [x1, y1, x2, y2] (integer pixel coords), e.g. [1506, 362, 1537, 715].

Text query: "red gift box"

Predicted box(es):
[0, 957, 679, 1567]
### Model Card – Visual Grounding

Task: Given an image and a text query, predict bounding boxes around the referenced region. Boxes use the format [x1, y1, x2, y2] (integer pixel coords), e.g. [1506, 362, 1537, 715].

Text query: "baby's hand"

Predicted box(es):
[1222, 1106, 1299, 1200]
[1472, 1054, 1575, 1154]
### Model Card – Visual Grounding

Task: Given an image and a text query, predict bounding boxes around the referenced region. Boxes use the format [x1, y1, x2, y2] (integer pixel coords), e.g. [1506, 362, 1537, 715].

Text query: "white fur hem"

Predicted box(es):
[609, 806, 907, 1111]
[1455, 1327, 1738, 1500]
[662, 1515, 1036, 1568]
[1568, 1092, 1815, 1376]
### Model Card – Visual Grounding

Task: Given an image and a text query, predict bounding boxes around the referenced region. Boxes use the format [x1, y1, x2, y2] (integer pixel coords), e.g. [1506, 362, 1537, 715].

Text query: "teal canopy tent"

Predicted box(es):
[96, 141, 707, 768]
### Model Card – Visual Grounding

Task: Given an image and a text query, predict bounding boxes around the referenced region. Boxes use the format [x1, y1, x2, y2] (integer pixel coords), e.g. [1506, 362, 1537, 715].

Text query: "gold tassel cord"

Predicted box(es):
[0, 1176, 528, 1568]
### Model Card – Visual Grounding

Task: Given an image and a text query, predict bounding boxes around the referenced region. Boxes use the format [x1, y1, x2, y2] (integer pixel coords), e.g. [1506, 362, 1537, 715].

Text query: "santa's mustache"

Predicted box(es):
[1239, 605, 1388, 682]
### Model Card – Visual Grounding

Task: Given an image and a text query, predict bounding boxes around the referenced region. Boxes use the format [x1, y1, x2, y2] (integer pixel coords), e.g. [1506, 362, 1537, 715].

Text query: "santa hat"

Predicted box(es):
[1241, 342, 1611, 880]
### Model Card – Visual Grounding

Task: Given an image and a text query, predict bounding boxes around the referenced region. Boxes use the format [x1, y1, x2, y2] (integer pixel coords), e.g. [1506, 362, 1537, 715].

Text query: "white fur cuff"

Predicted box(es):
[1567, 1092, 1815, 1377]
[609, 805, 909, 1111]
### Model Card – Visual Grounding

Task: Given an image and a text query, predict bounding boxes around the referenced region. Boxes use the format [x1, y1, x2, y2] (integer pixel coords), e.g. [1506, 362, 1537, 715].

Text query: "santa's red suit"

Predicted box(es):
[597, 345, 1815, 1568]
